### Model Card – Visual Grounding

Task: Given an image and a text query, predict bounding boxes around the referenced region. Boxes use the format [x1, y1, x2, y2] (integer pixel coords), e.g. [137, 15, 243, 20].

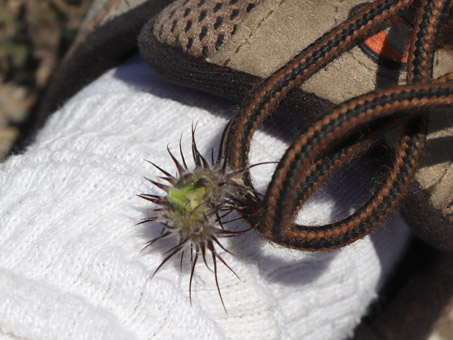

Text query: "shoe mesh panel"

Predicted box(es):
[153, 0, 263, 57]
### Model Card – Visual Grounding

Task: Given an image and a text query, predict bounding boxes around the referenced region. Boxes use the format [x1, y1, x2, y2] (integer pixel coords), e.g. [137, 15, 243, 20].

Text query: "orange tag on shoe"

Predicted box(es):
[360, 15, 413, 68]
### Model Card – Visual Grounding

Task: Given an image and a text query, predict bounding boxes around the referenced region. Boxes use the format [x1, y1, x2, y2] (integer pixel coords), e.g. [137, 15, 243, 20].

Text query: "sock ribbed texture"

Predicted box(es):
[0, 56, 411, 340]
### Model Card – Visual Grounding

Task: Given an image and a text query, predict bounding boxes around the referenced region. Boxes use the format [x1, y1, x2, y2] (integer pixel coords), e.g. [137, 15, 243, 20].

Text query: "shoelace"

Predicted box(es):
[220, 0, 452, 250]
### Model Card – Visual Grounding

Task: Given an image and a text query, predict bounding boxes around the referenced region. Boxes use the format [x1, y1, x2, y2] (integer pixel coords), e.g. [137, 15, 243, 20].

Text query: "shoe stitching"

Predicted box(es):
[222, 0, 287, 67]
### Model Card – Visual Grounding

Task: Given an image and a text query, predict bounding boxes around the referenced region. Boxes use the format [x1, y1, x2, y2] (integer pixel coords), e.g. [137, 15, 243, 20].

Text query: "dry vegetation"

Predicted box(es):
[0, 0, 92, 158]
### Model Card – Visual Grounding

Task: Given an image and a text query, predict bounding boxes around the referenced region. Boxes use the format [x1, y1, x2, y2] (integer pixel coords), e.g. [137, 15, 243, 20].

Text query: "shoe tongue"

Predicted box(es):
[207, 0, 452, 104]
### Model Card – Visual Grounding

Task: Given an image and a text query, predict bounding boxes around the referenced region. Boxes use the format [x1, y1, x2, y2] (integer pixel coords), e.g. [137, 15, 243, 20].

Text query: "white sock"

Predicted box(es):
[0, 55, 411, 340]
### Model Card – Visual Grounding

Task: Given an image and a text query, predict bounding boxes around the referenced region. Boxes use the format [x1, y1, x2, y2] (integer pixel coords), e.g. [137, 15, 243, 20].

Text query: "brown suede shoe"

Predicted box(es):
[137, 0, 453, 339]
[139, 0, 453, 252]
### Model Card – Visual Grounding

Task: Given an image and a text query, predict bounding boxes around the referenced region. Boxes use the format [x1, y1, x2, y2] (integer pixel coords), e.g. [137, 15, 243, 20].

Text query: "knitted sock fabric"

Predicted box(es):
[0, 56, 411, 340]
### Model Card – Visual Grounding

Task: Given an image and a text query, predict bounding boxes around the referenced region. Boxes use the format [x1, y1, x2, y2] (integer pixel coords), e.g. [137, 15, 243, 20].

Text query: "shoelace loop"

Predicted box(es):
[220, 0, 452, 250]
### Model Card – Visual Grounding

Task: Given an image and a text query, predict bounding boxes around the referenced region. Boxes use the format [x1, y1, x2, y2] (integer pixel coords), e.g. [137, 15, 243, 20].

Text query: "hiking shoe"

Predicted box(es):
[137, 0, 453, 338]
[139, 0, 453, 251]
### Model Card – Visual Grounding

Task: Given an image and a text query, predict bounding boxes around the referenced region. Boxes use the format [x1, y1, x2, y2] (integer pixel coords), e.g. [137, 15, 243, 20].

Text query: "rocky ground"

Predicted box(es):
[0, 0, 91, 158]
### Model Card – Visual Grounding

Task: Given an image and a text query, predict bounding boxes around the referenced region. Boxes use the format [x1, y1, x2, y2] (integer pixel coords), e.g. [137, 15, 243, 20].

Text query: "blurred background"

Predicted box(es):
[0, 0, 92, 159]
[0, 0, 452, 338]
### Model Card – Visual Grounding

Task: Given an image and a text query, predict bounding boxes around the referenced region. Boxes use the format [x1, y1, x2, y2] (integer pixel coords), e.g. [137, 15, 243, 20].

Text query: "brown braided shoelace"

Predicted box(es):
[219, 0, 453, 250]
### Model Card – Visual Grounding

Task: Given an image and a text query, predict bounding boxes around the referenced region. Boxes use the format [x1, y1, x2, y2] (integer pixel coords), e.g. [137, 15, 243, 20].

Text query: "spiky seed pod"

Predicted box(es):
[138, 128, 257, 311]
